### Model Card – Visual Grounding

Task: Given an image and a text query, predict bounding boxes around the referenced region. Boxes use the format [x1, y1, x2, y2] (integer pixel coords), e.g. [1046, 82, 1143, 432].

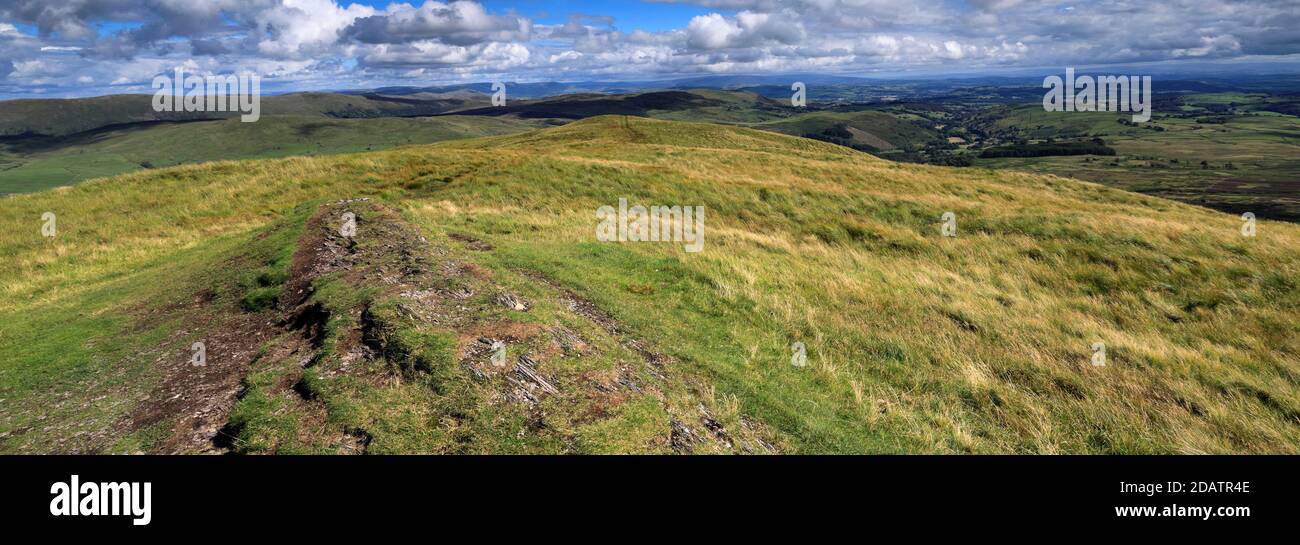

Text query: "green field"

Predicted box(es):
[2, 116, 1297, 454]
[975, 101, 1300, 221]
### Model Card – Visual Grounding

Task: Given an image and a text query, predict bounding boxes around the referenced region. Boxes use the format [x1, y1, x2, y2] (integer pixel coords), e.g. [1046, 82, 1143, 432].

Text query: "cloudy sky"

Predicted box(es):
[2, 0, 1298, 97]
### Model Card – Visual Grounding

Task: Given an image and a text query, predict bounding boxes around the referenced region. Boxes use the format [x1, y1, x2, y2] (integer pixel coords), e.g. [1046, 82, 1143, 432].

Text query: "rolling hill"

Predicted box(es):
[0, 88, 812, 195]
[1, 116, 1297, 454]
[0, 91, 492, 138]
[0, 115, 546, 194]
[449, 88, 799, 123]
[0, 88, 808, 195]
[755, 109, 944, 151]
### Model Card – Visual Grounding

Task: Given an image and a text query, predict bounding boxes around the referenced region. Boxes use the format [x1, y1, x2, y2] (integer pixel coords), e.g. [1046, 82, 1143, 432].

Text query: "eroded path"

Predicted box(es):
[119, 199, 777, 454]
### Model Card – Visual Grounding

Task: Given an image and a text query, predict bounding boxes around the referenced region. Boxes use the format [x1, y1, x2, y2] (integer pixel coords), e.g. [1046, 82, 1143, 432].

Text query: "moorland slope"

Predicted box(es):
[1, 116, 1297, 453]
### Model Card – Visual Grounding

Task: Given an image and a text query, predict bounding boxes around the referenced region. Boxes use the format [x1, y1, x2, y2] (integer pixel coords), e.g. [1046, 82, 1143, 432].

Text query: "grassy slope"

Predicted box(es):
[0, 115, 541, 194]
[2, 116, 1298, 453]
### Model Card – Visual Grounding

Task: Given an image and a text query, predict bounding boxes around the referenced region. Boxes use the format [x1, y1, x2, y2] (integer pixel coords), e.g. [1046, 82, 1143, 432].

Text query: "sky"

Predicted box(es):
[1, 0, 1299, 97]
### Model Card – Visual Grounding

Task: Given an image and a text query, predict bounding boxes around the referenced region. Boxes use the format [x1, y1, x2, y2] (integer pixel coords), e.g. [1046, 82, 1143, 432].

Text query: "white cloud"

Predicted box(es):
[686, 11, 805, 50]
[687, 14, 741, 49]
[254, 0, 377, 58]
[343, 1, 531, 45]
[1172, 34, 1243, 58]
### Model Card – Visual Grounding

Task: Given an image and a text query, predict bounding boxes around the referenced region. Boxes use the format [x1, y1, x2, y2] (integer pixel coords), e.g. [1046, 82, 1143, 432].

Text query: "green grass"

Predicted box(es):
[1181, 92, 1270, 106]
[2, 115, 1298, 453]
[0, 201, 313, 452]
[978, 103, 1148, 139]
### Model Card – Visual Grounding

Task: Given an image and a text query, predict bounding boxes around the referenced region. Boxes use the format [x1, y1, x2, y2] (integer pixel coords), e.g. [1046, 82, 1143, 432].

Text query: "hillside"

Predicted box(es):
[0, 91, 491, 138]
[0, 115, 544, 194]
[1, 116, 1297, 454]
[755, 109, 944, 151]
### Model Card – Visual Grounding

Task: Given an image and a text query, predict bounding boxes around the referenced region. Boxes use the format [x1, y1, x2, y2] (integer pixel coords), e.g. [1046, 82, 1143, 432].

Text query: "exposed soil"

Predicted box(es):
[123, 313, 305, 454]
[121, 199, 401, 453]
[448, 232, 495, 251]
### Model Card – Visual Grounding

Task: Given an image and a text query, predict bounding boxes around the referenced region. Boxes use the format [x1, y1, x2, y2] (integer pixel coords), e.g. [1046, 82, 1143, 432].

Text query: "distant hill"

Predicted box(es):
[755, 110, 944, 151]
[0, 115, 542, 194]
[0, 88, 797, 140]
[447, 88, 800, 123]
[336, 75, 877, 99]
[0, 91, 491, 138]
[0, 88, 811, 194]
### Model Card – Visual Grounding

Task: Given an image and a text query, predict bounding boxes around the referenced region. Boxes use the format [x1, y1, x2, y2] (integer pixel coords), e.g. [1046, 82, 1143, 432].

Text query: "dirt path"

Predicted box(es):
[118, 200, 780, 454]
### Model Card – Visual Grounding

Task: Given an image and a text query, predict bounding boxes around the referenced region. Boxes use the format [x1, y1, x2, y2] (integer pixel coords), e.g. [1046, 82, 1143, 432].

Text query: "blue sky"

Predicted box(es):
[1, 1, 1298, 98]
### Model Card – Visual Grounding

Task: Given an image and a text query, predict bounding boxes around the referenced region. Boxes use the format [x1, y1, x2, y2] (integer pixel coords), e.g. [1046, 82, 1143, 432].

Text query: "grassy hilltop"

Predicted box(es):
[1, 116, 1297, 453]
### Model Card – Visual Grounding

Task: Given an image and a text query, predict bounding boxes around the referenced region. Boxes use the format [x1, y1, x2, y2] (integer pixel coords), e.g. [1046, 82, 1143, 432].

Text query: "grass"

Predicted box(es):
[0, 200, 311, 452]
[1, 115, 1298, 453]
